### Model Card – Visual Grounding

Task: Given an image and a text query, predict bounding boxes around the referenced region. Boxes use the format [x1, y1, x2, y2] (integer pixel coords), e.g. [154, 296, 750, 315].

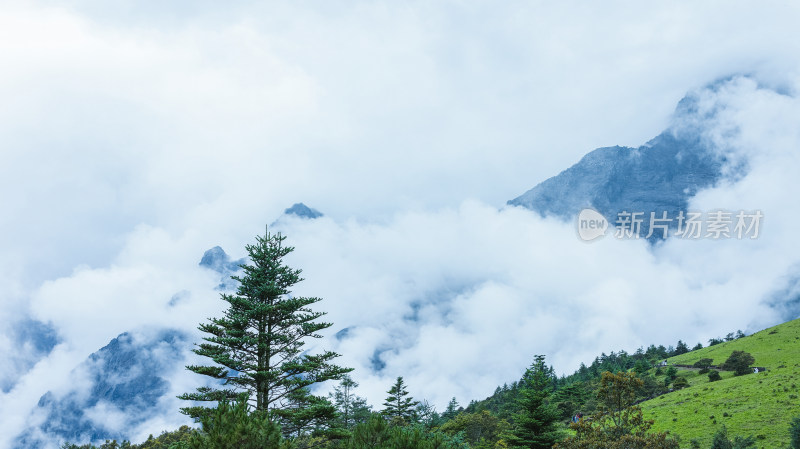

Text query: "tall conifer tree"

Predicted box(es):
[506, 355, 563, 449]
[381, 376, 419, 423]
[331, 375, 372, 429]
[179, 229, 351, 423]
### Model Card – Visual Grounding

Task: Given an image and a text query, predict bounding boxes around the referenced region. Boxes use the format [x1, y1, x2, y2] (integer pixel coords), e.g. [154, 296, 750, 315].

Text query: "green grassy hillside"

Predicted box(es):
[642, 317, 800, 448]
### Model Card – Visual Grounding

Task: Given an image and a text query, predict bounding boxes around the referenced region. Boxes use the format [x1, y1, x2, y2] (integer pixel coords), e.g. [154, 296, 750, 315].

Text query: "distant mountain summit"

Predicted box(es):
[507, 133, 722, 236]
[199, 246, 242, 273]
[507, 79, 745, 238]
[283, 203, 323, 219]
[16, 330, 189, 448]
[270, 203, 324, 229]
[199, 246, 244, 290]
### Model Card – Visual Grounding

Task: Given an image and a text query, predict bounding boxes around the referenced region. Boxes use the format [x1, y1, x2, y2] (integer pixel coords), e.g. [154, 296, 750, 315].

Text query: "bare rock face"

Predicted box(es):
[507, 82, 741, 239]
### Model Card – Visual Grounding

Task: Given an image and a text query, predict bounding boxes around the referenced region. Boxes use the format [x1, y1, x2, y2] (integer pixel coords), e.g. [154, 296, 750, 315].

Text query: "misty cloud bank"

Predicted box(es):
[2, 2, 800, 447]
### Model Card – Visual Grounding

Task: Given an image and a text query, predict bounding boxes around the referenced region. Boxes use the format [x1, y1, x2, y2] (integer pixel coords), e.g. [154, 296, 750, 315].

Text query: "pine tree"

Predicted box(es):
[382, 376, 419, 424]
[506, 355, 563, 449]
[441, 397, 460, 421]
[331, 375, 372, 429]
[415, 400, 442, 428]
[179, 229, 352, 425]
[721, 350, 755, 376]
[633, 358, 650, 375]
[272, 387, 337, 438]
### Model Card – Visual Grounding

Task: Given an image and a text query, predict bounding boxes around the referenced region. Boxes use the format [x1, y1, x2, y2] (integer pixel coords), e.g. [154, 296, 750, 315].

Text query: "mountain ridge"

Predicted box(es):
[506, 80, 753, 239]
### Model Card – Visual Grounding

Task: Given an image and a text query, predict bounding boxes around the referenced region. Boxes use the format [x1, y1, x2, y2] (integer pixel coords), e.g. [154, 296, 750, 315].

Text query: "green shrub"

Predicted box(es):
[188, 399, 292, 449]
[708, 370, 722, 382]
[672, 377, 689, 390]
[664, 366, 678, 385]
[693, 358, 713, 369]
[790, 416, 800, 449]
[347, 415, 466, 449]
[721, 351, 755, 376]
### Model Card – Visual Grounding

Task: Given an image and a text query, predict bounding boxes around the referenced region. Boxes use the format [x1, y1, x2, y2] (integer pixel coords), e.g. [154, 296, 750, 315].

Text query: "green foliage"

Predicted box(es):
[63, 403, 290, 449]
[461, 330, 754, 441]
[710, 426, 756, 449]
[791, 416, 800, 449]
[415, 400, 443, 429]
[346, 414, 392, 449]
[640, 374, 668, 400]
[346, 415, 466, 449]
[643, 318, 800, 448]
[671, 377, 689, 390]
[692, 358, 713, 369]
[633, 358, 650, 375]
[439, 410, 509, 448]
[595, 372, 647, 437]
[731, 436, 756, 449]
[186, 399, 293, 449]
[554, 372, 678, 449]
[382, 377, 419, 424]
[730, 435, 756, 449]
[271, 387, 337, 438]
[674, 341, 690, 356]
[663, 366, 678, 385]
[179, 229, 351, 427]
[551, 381, 593, 420]
[330, 374, 372, 430]
[61, 427, 196, 449]
[710, 426, 732, 449]
[505, 355, 562, 449]
[441, 397, 461, 422]
[708, 370, 722, 382]
[721, 351, 755, 376]
[137, 427, 195, 449]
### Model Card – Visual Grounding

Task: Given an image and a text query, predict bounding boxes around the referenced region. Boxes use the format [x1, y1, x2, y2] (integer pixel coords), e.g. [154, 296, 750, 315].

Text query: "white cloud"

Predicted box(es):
[2, 1, 800, 446]
[84, 401, 128, 434]
[275, 179, 795, 409]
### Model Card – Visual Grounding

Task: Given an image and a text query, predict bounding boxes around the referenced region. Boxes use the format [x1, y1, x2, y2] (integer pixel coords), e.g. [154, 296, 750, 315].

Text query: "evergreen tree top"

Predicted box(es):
[180, 227, 351, 424]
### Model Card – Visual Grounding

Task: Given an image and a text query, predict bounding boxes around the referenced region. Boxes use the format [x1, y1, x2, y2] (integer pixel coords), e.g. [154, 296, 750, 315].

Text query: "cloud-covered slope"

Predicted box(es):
[507, 81, 745, 237]
[15, 330, 190, 448]
[0, 319, 59, 394]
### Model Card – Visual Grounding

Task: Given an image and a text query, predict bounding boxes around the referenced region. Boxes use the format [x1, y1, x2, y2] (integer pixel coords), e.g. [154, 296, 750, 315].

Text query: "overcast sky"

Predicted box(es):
[3, 1, 800, 447]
